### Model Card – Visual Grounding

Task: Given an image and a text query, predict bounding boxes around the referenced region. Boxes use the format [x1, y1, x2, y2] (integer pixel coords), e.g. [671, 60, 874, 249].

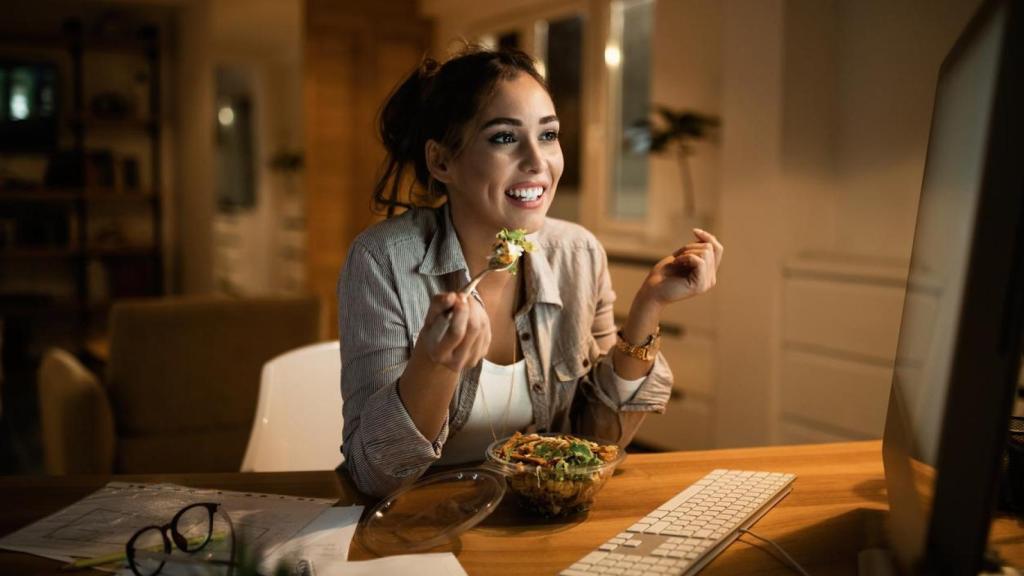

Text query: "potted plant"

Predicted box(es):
[626, 106, 720, 221]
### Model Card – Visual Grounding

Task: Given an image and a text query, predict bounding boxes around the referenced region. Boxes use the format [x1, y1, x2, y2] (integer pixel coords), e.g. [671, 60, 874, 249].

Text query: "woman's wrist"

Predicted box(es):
[623, 284, 663, 343]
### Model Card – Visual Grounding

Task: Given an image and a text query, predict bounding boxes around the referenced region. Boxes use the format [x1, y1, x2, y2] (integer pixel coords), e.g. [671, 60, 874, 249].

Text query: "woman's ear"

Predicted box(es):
[425, 139, 454, 184]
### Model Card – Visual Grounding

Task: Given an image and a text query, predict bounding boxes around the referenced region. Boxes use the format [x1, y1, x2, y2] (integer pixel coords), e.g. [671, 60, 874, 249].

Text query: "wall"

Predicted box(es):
[173, 0, 215, 293]
[831, 0, 983, 258]
[419, 0, 990, 449]
[649, 0, 722, 232]
[210, 0, 304, 295]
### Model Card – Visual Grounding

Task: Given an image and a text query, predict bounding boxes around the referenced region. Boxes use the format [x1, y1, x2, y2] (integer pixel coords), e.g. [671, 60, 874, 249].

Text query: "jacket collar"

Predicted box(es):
[417, 204, 469, 277]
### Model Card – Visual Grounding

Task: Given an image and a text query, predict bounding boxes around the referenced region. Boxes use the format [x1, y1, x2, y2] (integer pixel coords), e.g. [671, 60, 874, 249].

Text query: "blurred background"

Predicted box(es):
[0, 0, 1006, 476]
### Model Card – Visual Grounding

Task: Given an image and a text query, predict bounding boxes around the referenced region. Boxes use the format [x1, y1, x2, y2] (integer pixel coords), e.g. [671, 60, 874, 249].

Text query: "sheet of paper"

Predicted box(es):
[259, 505, 363, 573]
[321, 553, 468, 576]
[0, 481, 335, 566]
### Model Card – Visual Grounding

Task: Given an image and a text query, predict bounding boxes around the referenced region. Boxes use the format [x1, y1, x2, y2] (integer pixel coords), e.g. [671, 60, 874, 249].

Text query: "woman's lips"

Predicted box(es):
[505, 185, 546, 208]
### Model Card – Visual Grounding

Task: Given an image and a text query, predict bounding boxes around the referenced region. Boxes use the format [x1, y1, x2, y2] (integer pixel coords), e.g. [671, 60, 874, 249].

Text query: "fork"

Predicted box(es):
[459, 259, 517, 295]
[422, 259, 517, 347]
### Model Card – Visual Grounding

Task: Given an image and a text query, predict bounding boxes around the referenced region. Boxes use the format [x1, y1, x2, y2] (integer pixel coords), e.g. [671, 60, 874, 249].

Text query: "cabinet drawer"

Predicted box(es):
[661, 332, 714, 398]
[633, 395, 712, 451]
[783, 277, 903, 361]
[777, 420, 857, 445]
[780, 349, 890, 438]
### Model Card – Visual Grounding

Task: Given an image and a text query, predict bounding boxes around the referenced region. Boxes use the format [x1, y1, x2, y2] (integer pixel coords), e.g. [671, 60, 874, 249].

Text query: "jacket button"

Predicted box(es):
[521, 332, 532, 341]
[582, 358, 590, 368]
[532, 383, 542, 392]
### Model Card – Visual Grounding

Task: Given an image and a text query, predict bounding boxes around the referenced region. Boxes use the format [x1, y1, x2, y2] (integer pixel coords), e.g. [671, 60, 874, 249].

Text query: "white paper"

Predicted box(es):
[260, 505, 363, 574]
[0, 481, 334, 568]
[317, 553, 468, 576]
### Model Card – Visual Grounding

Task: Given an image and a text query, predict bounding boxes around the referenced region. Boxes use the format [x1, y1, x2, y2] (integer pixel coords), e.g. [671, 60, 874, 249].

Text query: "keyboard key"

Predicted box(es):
[649, 521, 670, 533]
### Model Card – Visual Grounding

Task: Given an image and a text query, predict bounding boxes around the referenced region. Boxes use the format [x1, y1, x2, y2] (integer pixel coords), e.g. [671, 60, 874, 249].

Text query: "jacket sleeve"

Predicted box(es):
[572, 243, 673, 447]
[338, 240, 448, 497]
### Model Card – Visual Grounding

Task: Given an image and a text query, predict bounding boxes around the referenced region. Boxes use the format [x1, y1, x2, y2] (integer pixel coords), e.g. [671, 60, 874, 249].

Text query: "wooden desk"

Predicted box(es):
[2, 441, 1022, 575]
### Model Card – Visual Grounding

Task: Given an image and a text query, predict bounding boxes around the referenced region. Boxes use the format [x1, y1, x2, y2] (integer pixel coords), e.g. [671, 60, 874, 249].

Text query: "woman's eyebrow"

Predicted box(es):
[481, 115, 560, 129]
[482, 117, 521, 129]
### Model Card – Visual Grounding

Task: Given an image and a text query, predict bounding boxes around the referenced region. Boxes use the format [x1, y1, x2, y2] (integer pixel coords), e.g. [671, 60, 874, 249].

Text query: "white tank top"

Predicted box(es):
[437, 358, 533, 465]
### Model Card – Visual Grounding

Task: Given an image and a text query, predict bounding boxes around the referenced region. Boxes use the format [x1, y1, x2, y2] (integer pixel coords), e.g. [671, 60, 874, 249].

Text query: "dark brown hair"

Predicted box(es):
[374, 46, 548, 217]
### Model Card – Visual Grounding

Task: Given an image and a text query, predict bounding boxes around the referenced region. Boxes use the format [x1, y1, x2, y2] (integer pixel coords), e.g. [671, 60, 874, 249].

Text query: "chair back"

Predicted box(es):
[106, 295, 320, 473]
[38, 348, 115, 474]
[241, 341, 343, 472]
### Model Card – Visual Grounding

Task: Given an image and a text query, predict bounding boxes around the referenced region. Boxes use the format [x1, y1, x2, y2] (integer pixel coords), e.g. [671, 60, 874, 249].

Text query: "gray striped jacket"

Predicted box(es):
[337, 204, 673, 497]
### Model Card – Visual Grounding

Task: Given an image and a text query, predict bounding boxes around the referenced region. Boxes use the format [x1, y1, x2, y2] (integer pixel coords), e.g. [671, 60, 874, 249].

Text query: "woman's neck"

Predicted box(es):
[449, 203, 500, 278]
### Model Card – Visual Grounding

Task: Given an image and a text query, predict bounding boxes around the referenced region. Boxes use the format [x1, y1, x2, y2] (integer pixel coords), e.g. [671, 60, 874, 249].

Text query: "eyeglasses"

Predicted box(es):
[125, 502, 236, 576]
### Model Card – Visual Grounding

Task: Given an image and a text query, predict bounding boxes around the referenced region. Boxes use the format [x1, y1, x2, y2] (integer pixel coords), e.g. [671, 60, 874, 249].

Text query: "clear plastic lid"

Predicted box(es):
[358, 467, 506, 555]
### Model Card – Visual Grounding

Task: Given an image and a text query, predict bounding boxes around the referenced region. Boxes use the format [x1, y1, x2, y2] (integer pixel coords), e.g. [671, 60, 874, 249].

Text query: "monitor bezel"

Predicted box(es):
[881, 0, 1024, 574]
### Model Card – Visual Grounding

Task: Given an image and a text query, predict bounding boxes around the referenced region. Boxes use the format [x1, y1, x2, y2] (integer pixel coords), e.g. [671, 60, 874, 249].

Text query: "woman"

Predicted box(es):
[338, 47, 722, 497]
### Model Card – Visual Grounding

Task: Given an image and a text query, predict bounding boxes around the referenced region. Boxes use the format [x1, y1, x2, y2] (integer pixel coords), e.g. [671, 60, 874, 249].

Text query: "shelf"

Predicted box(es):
[0, 188, 158, 203]
[0, 293, 67, 314]
[0, 190, 78, 203]
[0, 247, 80, 260]
[86, 246, 158, 257]
[70, 115, 158, 132]
[84, 188, 159, 202]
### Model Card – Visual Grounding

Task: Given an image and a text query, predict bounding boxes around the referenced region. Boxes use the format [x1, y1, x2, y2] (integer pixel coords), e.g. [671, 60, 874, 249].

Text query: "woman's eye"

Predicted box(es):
[489, 132, 517, 145]
[540, 130, 560, 142]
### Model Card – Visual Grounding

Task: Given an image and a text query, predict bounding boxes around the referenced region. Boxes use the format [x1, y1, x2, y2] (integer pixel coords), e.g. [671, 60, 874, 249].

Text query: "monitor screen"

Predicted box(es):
[882, 0, 1024, 573]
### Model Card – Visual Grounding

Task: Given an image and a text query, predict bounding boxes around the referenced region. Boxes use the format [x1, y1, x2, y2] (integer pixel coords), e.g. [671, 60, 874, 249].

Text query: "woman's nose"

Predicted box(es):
[520, 140, 543, 173]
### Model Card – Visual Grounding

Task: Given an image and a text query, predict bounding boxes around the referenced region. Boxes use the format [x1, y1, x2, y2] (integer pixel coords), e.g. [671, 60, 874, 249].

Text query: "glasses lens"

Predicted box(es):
[173, 505, 213, 552]
[128, 527, 168, 576]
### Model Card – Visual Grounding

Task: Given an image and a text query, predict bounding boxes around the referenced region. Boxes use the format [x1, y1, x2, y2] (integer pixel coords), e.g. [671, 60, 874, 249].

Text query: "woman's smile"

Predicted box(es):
[504, 181, 548, 208]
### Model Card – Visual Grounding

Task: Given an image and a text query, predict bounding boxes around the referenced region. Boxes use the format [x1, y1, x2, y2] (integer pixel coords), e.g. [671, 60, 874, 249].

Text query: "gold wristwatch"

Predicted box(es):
[615, 325, 661, 361]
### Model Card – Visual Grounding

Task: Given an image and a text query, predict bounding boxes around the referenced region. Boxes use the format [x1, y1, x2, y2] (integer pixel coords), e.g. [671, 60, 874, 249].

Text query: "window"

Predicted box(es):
[607, 0, 653, 220]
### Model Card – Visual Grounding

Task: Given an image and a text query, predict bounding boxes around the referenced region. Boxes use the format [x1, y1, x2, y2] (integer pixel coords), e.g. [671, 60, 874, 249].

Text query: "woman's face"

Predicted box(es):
[441, 73, 563, 236]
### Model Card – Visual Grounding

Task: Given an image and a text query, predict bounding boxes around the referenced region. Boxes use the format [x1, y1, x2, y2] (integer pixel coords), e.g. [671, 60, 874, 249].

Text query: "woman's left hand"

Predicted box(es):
[641, 228, 724, 306]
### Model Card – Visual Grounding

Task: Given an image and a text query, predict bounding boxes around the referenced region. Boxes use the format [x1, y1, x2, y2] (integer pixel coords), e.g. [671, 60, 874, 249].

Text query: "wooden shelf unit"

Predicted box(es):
[0, 16, 165, 350]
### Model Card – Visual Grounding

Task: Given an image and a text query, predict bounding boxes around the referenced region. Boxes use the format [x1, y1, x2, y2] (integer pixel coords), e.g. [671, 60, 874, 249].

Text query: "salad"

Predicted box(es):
[488, 432, 623, 517]
[488, 228, 535, 275]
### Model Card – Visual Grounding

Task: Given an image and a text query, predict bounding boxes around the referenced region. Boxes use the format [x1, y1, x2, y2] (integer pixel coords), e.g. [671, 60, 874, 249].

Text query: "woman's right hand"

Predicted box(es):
[416, 292, 491, 373]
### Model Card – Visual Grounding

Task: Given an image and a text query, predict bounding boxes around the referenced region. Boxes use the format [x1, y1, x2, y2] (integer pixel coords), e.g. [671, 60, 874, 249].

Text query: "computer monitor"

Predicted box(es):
[881, 0, 1024, 574]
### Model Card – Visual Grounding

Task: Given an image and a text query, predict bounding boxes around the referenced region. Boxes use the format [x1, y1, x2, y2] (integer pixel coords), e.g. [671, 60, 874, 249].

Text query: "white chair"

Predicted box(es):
[241, 341, 344, 472]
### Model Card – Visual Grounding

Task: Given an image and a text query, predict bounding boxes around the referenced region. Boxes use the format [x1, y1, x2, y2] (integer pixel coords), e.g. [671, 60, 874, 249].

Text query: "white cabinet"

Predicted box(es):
[777, 254, 908, 443]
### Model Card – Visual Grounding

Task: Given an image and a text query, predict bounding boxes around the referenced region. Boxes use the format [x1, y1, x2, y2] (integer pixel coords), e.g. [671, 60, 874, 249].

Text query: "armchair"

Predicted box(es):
[38, 295, 320, 474]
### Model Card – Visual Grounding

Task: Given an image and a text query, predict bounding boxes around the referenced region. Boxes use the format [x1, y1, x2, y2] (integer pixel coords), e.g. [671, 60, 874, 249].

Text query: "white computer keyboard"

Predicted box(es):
[561, 469, 796, 576]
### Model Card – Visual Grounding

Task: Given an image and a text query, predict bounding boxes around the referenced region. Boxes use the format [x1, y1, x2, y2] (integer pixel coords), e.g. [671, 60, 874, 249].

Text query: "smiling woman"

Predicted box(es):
[337, 46, 723, 497]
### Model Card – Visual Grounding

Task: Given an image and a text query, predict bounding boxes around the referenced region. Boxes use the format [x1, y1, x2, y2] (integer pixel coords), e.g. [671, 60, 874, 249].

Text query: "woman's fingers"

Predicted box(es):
[452, 303, 488, 366]
[438, 296, 470, 350]
[693, 228, 724, 268]
[425, 293, 491, 370]
[424, 292, 458, 325]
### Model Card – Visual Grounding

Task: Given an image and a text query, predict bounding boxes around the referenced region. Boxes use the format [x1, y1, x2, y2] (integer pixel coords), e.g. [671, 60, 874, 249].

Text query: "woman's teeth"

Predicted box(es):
[506, 186, 544, 202]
